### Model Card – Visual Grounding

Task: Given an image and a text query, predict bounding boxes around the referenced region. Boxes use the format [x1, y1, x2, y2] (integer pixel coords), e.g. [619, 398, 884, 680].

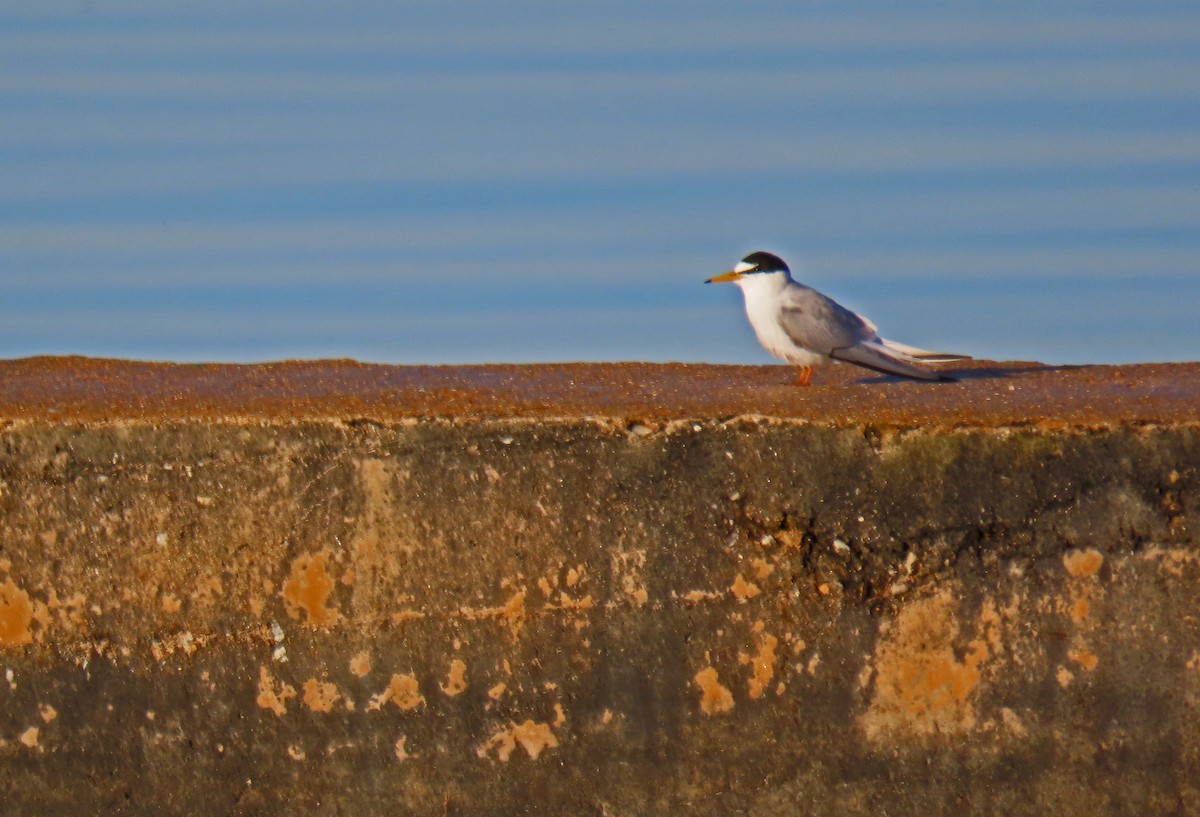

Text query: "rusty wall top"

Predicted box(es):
[0, 356, 1197, 426]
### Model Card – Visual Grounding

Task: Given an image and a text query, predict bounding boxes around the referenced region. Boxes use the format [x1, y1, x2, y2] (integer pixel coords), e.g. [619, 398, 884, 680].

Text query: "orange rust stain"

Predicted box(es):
[745, 632, 779, 700]
[730, 574, 761, 602]
[256, 666, 296, 717]
[977, 598, 1008, 656]
[487, 682, 507, 700]
[461, 591, 526, 636]
[862, 589, 993, 743]
[546, 591, 594, 612]
[694, 667, 734, 715]
[619, 571, 648, 605]
[1069, 647, 1099, 672]
[281, 551, 341, 627]
[1070, 594, 1090, 624]
[567, 592, 594, 610]
[150, 630, 207, 661]
[1000, 707, 1028, 737]
[302, 679, 342, 712]
[476, 720, 558, 762]
[495, 592, 526, 623]
[369, 673, 425, 711]
[191, 574, 223, 606]
[440, 659, 468, 697]
[39, 704, 57, 723]
[1057, 666, 1074, 687]
[19, 726, 39, 749]
[775, 529, 803, 549]
[612, 550, 649, 605]
[1063, 549, 1104, 578]
[0, 578, 34, 647]
[553, 703, 567, 727]
[349, 650, 372, 677]
[44, 589, 84, 632]
[161, 593, 182, 614]
[750, 558, 775, 580]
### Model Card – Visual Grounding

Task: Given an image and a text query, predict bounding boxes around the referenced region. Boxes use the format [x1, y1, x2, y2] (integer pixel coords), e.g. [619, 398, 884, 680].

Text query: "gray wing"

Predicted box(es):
[779, 283, 954, 381]
[777, 283, 878, 354]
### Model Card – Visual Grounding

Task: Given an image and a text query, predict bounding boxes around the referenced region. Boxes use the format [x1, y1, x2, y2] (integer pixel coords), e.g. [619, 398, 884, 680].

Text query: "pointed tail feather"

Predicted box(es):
[880, 339, 971, 362]
[830, 342, 954, 382]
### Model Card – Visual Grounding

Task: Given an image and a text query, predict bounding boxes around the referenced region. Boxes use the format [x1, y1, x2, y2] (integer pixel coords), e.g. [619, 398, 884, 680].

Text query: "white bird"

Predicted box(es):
[706, 251, 968, 385]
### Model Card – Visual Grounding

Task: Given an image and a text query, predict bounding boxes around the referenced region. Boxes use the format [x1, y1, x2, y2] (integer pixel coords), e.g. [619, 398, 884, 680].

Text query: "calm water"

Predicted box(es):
[3, 2, 1199, 365]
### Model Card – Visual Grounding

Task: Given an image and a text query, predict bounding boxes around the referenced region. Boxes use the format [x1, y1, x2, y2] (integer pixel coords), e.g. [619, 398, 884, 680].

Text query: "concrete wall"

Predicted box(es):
[2, 358, 1199, 815]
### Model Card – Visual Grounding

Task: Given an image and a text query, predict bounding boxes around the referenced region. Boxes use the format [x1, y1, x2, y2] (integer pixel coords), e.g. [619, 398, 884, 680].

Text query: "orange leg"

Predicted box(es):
[794, 366, 813, 387]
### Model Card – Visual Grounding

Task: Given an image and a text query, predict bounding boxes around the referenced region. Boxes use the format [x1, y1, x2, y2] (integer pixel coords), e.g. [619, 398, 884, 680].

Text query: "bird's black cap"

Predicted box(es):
[741, 251, 789, 273]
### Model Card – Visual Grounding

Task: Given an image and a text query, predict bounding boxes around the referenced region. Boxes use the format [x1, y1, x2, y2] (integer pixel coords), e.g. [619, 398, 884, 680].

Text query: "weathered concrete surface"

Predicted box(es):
[2, 357, 1200, 815]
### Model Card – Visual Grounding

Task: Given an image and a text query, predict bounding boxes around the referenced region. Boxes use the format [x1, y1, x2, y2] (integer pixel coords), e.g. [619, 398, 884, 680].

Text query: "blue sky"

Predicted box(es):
[3, 1, 1199, 363]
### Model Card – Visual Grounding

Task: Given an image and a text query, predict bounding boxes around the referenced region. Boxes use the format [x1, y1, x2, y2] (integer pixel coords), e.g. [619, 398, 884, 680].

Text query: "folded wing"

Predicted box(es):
[777, 286, 877, 353]
[830, 341, 953, 381]
[777, 284, 966, 381]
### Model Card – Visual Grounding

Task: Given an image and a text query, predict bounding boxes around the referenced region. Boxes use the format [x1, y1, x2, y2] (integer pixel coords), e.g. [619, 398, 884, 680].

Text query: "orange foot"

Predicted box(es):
[794, 366, 813, 387]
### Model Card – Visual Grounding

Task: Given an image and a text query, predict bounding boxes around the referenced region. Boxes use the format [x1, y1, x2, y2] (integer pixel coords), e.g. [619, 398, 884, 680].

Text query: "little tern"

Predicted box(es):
[706, 251, 968, 385]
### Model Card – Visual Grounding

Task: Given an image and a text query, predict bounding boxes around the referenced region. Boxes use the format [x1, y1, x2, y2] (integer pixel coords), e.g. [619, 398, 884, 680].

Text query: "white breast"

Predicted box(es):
[738, 276, 825, 367]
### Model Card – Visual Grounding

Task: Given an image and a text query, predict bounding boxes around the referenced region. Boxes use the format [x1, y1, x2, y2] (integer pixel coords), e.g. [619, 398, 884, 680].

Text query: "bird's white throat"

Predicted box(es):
[734, 272, 823, 367]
